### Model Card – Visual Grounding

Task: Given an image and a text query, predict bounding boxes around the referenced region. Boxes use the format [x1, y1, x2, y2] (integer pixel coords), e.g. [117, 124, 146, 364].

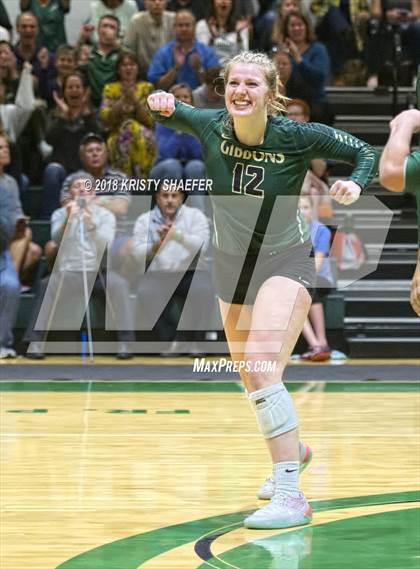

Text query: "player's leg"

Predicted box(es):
[218, 298, 252, 384]
[243, 276, 313, 529]
[308, 303, 329, 349]
[219, 295, 313, 503]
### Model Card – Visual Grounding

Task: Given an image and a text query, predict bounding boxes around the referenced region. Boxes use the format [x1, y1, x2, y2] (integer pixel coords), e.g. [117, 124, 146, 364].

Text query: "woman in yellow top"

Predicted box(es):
[100, 49, 157, 177]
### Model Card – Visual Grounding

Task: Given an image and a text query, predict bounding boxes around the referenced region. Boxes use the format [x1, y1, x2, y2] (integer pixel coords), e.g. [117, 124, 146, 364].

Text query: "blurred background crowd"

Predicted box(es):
[0, 0, 418, 361]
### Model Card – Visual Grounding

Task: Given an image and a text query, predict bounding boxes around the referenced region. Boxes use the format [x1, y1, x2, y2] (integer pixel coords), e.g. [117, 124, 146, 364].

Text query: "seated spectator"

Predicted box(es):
[0, 135, 42, 286]
[38, 43, 77, 107]
[100, 48, 156, 177]
[167, 0, 205, 20]
[281, 11, 333, 124]
[24, 174, 135, 360]
[195, 0, 250, 65]
[41, 71, 103, 218]
[252, 0, 278, 50]
[87, 0, 138, 41]
[0, 179, 20, 359]
[20, 0, 70, 53]
[13, 11, 56, 84]
[80, 14, 121, 108]
[12, 13, 56, 182]
[57, 133, 131, 272]
[366, 0, 420, 87]
[260, 0, 300, 53]
[271, 45, 292, 95]
[298, 195, 335, 361]
[148, 9, 220, 90]
[0, 41, 19, 102]
[286, 98, 332, 218]
[0, 61, 35, 143]
[313, 0, 370, 81]
[3, 131, 29, 195]
[192, 65, 225, 108]
[272, 44, 313, 100]
[131, 185, 214, 355]
[124, 0, 176, 78]
[150, 83, 206, 211]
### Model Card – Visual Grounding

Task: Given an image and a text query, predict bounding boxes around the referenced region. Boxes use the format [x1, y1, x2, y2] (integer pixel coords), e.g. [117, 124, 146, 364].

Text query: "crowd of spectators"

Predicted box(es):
[0, 0, 418, 359]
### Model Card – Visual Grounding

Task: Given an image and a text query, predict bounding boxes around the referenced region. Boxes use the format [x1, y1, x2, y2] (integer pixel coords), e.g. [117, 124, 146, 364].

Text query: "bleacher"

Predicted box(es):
[327, 85, 419, 358]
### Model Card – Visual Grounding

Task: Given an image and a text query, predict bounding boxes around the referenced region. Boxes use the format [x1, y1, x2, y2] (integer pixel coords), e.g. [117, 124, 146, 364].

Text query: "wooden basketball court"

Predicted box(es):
[1, 377, 419, 568]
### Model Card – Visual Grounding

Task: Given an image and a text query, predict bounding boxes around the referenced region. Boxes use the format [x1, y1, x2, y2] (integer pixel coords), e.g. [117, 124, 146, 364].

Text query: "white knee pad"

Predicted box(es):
[249, 383, 298, 439]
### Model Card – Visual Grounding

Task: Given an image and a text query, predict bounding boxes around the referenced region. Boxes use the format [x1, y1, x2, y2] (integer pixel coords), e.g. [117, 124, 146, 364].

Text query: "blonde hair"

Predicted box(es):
[223, 51, 288, 117]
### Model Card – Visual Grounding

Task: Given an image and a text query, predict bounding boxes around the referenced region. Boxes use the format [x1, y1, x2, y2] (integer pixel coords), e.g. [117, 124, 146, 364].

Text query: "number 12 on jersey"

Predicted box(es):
[232, 163, 265, 198]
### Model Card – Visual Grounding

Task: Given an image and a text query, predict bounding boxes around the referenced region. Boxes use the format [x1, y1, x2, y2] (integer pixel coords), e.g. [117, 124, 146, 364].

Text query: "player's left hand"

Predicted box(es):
[329, 180, 361, 205]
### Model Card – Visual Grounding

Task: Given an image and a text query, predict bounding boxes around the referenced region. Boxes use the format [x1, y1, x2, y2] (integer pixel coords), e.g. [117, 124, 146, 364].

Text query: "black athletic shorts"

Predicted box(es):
[213, 240, 316, 305]
[312, 276, 335, 304]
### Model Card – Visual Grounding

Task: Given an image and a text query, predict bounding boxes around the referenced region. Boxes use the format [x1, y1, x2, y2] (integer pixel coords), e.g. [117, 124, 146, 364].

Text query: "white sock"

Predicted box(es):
[273, 461, 300, 496]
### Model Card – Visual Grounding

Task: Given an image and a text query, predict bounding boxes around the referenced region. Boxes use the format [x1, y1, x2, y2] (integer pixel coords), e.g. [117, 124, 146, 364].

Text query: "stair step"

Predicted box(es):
[345, 298, 413, 318]
[347, 336, 420, 358]
[345, 316, 419, 325]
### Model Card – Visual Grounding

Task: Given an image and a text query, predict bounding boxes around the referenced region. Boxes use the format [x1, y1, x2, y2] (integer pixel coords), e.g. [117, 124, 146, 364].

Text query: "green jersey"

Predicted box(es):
[404, 151, 420, 246]
[157, 103, 379, 255]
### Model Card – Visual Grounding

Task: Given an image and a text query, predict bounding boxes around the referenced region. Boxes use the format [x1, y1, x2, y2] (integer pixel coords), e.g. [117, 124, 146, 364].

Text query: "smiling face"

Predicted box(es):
[287, 14, 307, 43]
[225, 63, 271, 119]
[63, 75, 85, 107]
[0, 43, 13, 70]
[17, 13, 38, 42]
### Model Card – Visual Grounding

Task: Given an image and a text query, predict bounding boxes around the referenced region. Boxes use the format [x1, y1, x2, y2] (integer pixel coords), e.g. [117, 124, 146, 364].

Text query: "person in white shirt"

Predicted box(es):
[131, 184, 214, 354]
[24, 174, 135, 359]
[195, 0, 249, 65]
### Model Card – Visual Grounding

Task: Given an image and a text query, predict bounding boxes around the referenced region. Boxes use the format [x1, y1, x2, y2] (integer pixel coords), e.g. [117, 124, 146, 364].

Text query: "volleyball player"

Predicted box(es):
[147, 51, 378, 529]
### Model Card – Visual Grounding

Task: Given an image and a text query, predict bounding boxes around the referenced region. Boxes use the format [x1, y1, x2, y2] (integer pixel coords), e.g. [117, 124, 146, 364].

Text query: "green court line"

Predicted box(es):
[56, 491, 420, 569]
[6, 408, 48, 413]
[199, 508, 420, 569]
[1, 381, 419, 393]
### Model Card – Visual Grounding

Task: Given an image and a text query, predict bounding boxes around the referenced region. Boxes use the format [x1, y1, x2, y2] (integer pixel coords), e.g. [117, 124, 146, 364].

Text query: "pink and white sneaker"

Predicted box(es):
[257, 442, 313, 500]
[244, 490, 313, 530]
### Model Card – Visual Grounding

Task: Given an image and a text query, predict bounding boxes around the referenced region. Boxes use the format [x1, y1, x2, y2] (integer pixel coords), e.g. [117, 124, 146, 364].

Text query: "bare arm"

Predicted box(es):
[155, 66, 179, 91]
[379, 109, 420, 192]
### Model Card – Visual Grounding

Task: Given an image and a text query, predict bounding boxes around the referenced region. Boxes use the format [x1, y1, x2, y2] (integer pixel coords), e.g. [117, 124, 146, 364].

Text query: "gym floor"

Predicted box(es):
[1, 363, 419, 568]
